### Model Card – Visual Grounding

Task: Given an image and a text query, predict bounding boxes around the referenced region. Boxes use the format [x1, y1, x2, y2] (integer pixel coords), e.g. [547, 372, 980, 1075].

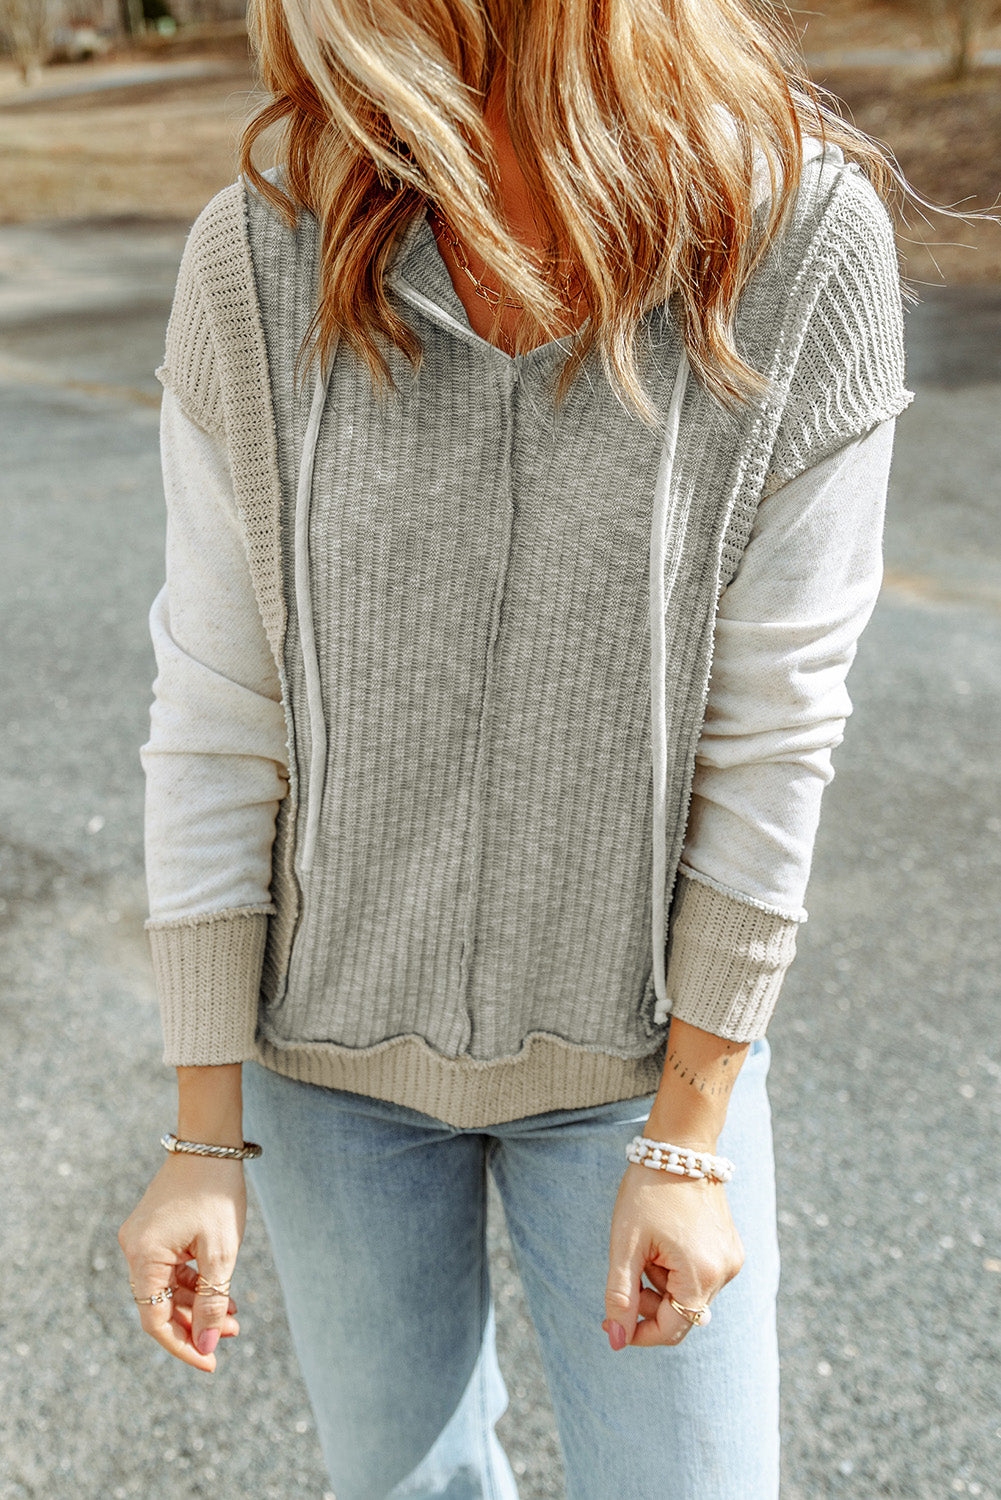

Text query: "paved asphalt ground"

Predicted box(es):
[1, 217, 999, 1500]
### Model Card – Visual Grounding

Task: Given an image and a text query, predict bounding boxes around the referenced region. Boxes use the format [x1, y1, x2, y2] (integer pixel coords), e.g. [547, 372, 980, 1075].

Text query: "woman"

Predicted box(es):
[118, 0, 913, 1493]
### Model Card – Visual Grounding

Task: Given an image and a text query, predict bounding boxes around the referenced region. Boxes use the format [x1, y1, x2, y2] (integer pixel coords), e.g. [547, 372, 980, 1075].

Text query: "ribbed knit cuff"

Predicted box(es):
[664, 873, 801, 1041]
[145, 908, 271, 1066]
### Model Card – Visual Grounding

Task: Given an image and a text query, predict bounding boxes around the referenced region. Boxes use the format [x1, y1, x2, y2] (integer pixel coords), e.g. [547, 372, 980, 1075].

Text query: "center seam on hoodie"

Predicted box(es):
[456, 357, 521, 1049]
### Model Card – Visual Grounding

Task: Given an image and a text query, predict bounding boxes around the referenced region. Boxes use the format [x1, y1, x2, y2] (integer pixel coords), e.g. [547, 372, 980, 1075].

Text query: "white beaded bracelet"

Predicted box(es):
[625, 1135, 735, 1184]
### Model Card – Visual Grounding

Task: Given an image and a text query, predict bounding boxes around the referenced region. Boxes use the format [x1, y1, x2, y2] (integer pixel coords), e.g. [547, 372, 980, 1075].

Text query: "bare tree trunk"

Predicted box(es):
[0, 0, 53, 84]
[929, 0, 992, 79]
[120, 0, 145, 37]
[950, 0, 978, 76]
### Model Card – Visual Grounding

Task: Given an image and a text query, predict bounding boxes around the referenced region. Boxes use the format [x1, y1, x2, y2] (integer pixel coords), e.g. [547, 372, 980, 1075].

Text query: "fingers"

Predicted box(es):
[174, 1261, 238, 1316]
[603, 1168, 748, 1352]
[130, 1269, 240, 1371]
[150, 1304, 220, 1371]
[118, 1159, 247, 1373]
[123, 1251, 240, 1371]
[631, 1285, 700, 1346]
[172, 1299, 240, 1342]
[602, 1284, 699, 1348]
[129, 1267, 219, 1373]
[604, 1253, 738, 1349]
[640, 1262, 670, 1303]
[187, 1251, 240, 1359]
[604, 1240, 644, 1351]
[637, 1265, 697, 1343]
[130, 1262, 178, 1342]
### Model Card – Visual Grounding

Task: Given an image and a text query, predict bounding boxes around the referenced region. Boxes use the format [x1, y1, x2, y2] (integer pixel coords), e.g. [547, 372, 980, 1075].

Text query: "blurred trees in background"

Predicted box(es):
[854, 0, 1001, 76]
[157, 0, 245, 18]
[0, 0, 247, 82]
[120, 0, 144, 39]
[1, 0, 997, 88]
[0, 0, 53, 84]
[926, 0, 1001, 76]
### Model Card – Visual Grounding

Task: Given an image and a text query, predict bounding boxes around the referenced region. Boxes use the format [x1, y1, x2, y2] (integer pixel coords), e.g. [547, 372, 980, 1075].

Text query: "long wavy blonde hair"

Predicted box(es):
[240, 0, 899, 425]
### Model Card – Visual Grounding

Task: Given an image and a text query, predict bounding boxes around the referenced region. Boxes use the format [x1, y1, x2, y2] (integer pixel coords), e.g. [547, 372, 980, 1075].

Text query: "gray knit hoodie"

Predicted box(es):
[147, 143, 911, 1126]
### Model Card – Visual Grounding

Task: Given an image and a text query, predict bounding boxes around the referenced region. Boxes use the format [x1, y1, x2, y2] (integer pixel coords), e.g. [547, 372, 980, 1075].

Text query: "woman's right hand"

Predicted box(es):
[118, 1153, 246, 1373]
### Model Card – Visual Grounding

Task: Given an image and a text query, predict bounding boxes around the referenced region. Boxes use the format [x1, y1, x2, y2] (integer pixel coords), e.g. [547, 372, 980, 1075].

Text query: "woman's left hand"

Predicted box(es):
[602, 1162, 744, 1349]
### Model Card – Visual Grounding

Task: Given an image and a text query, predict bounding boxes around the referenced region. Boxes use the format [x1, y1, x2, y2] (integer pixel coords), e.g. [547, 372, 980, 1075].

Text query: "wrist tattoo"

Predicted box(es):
[665, 1044, 739, 1100]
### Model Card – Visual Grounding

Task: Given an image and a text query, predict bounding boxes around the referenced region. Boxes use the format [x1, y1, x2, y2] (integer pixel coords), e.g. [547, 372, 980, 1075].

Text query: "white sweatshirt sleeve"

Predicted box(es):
[679, 416, 895, 917]
[142, 388, 288, 924]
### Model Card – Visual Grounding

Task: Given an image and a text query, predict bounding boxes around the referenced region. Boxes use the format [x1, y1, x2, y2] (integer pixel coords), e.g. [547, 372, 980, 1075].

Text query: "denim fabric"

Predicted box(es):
[242, 1038, 780, 1500]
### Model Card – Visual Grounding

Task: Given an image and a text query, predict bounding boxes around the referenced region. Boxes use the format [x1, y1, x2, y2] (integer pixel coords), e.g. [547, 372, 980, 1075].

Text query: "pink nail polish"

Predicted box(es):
[609, 1321, 627, 1351]
[197, 1329, 220, 1356]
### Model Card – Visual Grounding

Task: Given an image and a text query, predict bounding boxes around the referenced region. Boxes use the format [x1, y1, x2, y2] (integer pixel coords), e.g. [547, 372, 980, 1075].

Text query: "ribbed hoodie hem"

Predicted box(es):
[253, 1031, 667, 1128]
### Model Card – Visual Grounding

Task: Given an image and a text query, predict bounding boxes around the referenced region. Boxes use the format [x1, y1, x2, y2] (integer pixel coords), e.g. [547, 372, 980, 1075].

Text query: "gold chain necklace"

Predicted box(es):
[430, 209, 582, 312]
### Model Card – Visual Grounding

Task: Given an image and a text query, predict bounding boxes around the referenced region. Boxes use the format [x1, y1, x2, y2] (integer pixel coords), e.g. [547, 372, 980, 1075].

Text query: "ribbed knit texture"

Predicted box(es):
[147, 147, 913, 1123]
[156, 182, 287, 666]
[663, 873, 801, 1040]
[766, 175, 911, 488]
[250, 191, 756, 1070]
[255, 1031, 667, 1129]
[154, 181, 299, 1024]
[147, 908, 271, 1063]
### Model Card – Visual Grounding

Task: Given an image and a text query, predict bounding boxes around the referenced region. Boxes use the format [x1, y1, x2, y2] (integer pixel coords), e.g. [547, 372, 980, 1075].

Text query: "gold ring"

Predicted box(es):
[666, 1292, 712, 1327]
[131, 1283, 174, 1306]
[194, 1275, 232, 1298]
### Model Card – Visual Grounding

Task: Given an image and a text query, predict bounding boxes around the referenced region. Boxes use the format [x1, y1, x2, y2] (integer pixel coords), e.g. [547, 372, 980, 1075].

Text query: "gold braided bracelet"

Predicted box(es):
[161, 1131, 262, 1161]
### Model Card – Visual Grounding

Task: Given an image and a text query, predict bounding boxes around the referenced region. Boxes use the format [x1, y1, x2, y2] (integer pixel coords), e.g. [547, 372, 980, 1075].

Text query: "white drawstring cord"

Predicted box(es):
[295, 360, 332, 875]
[649, 349, 690, 1022]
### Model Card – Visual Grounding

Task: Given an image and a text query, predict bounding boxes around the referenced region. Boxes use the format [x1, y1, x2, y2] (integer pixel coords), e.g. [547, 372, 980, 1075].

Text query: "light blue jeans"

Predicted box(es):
[242, 1038, 780, 1500]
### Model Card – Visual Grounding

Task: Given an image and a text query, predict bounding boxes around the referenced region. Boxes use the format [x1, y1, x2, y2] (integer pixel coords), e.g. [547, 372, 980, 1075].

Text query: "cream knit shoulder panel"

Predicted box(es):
[765, 163, 913, 491]
[156, 179, 287, 670]
[156, 268, 223, 439]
